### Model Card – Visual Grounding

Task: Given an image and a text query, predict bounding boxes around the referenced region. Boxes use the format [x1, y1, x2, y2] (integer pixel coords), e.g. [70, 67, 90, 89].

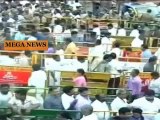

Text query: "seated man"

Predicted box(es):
[111, 89, 128, 112]
[0, 84, 12, 107]
[43, 87, 63, 109]
[109, 107, 131, 120]
[143, 56, 157, 72]
[8, 88, 40, 115]
[80, 105, 98, 120]
[91, 94, 109, 120]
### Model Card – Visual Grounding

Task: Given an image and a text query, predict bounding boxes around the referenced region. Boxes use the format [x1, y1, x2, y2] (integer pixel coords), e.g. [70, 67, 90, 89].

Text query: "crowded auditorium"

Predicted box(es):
[1, 0, 160, 120]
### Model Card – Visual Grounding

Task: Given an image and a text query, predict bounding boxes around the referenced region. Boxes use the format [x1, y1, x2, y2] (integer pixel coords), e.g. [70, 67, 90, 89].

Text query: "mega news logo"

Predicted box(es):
[4, 40, 48, 51]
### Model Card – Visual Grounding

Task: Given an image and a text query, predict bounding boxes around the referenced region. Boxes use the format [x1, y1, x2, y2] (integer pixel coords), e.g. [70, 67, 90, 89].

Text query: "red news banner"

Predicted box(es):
[0, 66, 32, 85]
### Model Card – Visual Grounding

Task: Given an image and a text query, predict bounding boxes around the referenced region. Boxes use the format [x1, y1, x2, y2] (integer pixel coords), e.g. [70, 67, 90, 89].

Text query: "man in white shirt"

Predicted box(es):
[8, 89, 40, 115]
[0, 84, 12, 107]
[149, 72, 160, 96]
[53, 19, 63, 34]
[93, 24, 101, 39]
[28, 64, 47, 93]
[111, 42, 122, 59]
[108, 23, 117, 36]
[131, 36, 143, 47]
[28, 64, 47, 106]
[61, 86, 77, 110]
[101, 32, 112, 52]
[130, 89, 160, 120]
[130, 25, 140, 38]
[75, 87, 91, 111]
[91, 94, 109, 120]
[111, 89, 128, 112]
[117, 24, 126, 36]
[80, 105, 98, 120]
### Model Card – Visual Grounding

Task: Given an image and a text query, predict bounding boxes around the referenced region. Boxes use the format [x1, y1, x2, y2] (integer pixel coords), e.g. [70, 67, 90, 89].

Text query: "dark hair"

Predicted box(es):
[147, 9, 152, 13]
[0, 84, 10, 88]
[110, 53, 117, 59]
[125, 47, 132, 52]
[151, 71, 159, 78]
[15, 89, 28, 96]
[63, 86, 74, 94]
[4, 28, 10, 33]
[114, 42, 120, 48]
[77, 69, 88, 82]
[103, 54, 111, 60]
[108, 23, 113, 28]
[148, 56, 157, 63]
[65, 38, 72, 43]
[133, 24, 138, 29]
[71, 24, 76, 29]
[119, 107, 131, 115]
[42, 28, 50, 33]
[141, 44, 148, 49]
[78, 87, 88, 93]
[132, 108, 143, 114]
[96, 40, 101, 45]
[145, 89, 155, 96]
[120, 23, 124, 28]
[95, 94, 101, 100]
[48, 87, 58, 93]
[133, 69, 140, 75]
[93, 24, 98, 28]
[18, 25, 25, 31]
[71, 31, 78, 35]
[25, 3, 31, 7]
[55, 19, 61, 25]
[24, 51, 31, 57]
[32, 64, 41, 71]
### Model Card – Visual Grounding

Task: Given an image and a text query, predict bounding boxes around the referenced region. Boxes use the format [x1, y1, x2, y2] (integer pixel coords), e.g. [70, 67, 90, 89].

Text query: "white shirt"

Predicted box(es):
[55, 13, 63, 19]
[111, 48, 122, 58]
[131, 37, 143, 47]
[111, 97, 128, 112]
[91, 100, 109, 120]
[92, 45, 105, 58]
[73, 59, 88, 72]
[117, 28, 126, 36]
[80, 113, 98, 120]
[0, 92, 12, 107]
[53, 25, 63, 34]
[149, 78, 160, 94]
[108, 28, 117, 36]
[130, 29, 140, 38]
[15, 56, 30, 67]
[28, 70, 47, 93]
[7, 18, 15, 23]
[101, 37, 112, 52]
[9, 95, 39, 112]
[75, 94, 91, 110]
[130, 97, 160, 120]
[155, 48, 160, 59]
[27, 36, 37, 41]
[61, 93, 74, 110]
[0, 56, 17, 66]
[154, 113, 160, 120]
[93, 27, 101, 39]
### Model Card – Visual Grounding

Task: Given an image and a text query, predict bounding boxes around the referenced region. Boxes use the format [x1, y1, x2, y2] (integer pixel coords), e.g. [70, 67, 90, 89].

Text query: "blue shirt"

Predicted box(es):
[43, 95, 63, 109]
[141, 49, 152, 61]
[14, 31, 25, 40]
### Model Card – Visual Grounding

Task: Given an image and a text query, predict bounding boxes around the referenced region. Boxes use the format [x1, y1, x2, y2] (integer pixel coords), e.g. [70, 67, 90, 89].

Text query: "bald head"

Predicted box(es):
[81, 105, 93, 116]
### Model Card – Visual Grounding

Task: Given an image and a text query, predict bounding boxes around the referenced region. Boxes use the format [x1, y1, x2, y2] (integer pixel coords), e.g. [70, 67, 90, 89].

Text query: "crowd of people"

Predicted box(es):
[1, 0, 160, 120]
